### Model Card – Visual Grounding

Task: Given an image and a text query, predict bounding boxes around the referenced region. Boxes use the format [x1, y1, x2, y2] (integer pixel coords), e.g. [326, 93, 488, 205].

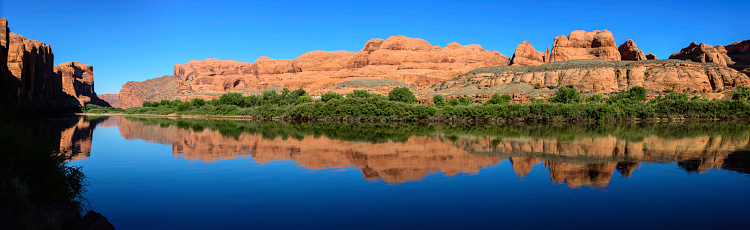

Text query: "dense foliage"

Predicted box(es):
[108, 86, 750, 122]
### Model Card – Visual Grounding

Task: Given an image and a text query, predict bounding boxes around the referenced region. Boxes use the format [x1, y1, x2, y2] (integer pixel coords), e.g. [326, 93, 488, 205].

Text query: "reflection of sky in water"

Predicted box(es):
[69, 117, 750, 229]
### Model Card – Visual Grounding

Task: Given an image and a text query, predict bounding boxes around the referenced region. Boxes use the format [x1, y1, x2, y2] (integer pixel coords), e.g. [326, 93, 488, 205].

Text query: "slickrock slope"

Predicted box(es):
[98, 94, 120, 107]
[434, 59, 750, 95]
[549, 30, 621, 62]
[118, 36, 509, 108]
[618, 40, 647, 61]
[669, 42, 733, 66]
[0, 18, 107, 111]
[510, 41, 548, 66]
[118, 75, 179, 108]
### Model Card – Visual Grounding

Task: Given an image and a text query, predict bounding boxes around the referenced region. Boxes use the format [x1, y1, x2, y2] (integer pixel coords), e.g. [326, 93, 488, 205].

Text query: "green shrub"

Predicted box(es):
[388, 87, 417, 104]
[297, 95, 314, 104]
[486, 94, 511, 105]
[347, 90, 372, 99]
[322, 92, 344, 102]
[548, 87, 582, 104]
[447, 98, 459, 106]
[191, 98, 206, 106]
[433, 95, 445, 106]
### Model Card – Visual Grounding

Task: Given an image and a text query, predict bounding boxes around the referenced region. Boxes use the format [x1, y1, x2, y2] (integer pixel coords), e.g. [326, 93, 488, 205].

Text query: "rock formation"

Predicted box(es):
[618, 39, 647, 61]
[724, 39, 750, 75]
[435, 59, 750, 95]
[0, 18, 107, 112]
[669, 42, 733, 66]
[54, 61, 109, 107]
[119, 75, 179, 108]
[98, 94, 120, 107]
[510, 41, 548, 66]
[117, 36, 509, 108]
[646, 54, 657, 60]
[549, 30, 621, 62]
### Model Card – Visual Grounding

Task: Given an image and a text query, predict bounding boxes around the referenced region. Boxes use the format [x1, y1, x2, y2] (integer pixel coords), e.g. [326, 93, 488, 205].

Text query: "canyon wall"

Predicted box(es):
[118, 36, 509, 108]
[116, 30, 750, 108]
[0, 18, 107, 113]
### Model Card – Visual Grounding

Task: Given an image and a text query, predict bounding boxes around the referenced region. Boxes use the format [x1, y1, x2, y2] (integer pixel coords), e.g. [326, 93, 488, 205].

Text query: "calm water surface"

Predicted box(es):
[60, 116, 750, 229]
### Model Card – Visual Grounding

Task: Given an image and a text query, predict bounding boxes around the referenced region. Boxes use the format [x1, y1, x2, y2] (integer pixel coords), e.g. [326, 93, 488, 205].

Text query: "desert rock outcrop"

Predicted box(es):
[118, 36, 509, 108]
[550, 30, 621, 62]
[724, 39, 750, 74]
[435, 59, 750, 94]
[0, 18, 107, 111]
[618, 39, 647, 61]
[669, 42, 733, 66]
[510, 41, 548, 66]
[646, 54, 657, 60]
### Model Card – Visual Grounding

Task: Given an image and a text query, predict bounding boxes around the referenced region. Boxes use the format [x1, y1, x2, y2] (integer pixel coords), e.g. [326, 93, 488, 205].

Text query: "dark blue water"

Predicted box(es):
[67, 116, 750, 229]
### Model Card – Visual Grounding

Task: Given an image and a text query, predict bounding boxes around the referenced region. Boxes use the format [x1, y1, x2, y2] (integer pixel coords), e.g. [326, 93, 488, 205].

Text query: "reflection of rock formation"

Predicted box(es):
[117, 117, 750, 187]
[117, 117, 504, 183]
[59, 117, 109, 161]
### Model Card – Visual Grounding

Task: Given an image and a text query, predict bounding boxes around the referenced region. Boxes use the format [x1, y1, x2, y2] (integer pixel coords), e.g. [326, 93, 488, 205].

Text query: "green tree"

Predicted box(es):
[220, 93, 245, 106]
[548, 87, 582, 104]
[586, 94, 604, 103]
[486, 94, 511, 105]
[459, 97, 473, 105]
[447, 98, 460, 106]
[732, 86, 750, 100]
[322, 92, 344, 102]
[433, 95, 445, 106]
[160, 100, 170, 106]
[297, 95, 314, 104]
[388, 87, 417, 104]
[191, 98, 206, 107]
[347, 90, 372, 98]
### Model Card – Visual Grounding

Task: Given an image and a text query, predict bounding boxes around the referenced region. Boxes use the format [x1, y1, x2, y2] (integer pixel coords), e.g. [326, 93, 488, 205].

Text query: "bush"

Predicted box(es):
[486, 94, 511, 105]
[447, 98, 459, 106]
[297, 95, 313, 104]
[388, 87, 417, 104]
[347, 90, 372, 99]
[548, 86, 582, 104]
[459, 97, 473, 105]
[433, 95, 445, 106]
[586, 94, 604, 103]
[220, 93, 245, 106]
[322, 92, 344, 102]
[732, 86, 750, 100]
[191, 98, 206, 106]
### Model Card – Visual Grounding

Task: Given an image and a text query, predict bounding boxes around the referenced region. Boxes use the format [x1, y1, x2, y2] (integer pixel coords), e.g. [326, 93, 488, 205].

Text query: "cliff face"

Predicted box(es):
[435, 59, 750, 95]
[0, 18, 107, 112]
[118, 36, 509, 108]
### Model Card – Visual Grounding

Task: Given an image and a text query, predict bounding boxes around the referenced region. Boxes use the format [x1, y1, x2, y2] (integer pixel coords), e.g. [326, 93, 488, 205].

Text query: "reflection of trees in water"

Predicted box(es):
[119, 117, 750, 187]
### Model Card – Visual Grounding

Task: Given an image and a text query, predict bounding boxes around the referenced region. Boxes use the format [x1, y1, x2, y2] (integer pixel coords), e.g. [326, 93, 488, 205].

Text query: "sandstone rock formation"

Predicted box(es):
[550, 30, 621, 62]
[54, 61, 109, 107]
[646, 54, 657, 60]
[510, 41, 548, 66]
[119, 75, 179, 108]
[118, 36, 509, 108]
[724, 39, 750, 74]
[669, 42, 733, 66]
[618, 39, 647, 61]
[0, 18, 107, 111]
[435, 59, 750, 95]
[98, 94, 120, 107]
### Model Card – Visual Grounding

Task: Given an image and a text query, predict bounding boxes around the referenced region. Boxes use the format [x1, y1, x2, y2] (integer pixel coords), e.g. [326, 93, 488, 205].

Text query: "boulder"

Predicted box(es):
[510, 41, 547, 66]
[550, 30, 621, 62]
[618, 39, 647, 61]
[646, 54, 657, 60]
[669, 42, 731, 66]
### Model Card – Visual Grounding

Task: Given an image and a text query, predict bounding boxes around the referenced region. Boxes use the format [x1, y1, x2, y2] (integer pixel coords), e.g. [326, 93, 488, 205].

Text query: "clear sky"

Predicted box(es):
[2, 0, 749, 94]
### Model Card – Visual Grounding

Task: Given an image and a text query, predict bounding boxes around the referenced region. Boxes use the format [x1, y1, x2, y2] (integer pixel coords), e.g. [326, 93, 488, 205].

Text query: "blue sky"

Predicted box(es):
[2, 0, 749, 94]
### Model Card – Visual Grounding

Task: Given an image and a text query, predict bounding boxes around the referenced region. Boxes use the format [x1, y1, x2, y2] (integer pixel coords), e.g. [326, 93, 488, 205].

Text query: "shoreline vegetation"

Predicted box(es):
[84, 86, 750, 123]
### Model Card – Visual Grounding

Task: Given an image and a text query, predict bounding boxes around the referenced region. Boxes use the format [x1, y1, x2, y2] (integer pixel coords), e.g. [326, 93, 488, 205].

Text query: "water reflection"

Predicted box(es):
[75, 116, 750, 187]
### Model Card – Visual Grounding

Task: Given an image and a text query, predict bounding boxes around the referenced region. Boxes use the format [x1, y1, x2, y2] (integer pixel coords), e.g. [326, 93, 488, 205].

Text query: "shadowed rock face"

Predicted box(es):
[724, 39, 750, 74]
[0, 18, 106, 111]
[108, 117, 750, 187]
[550, 30, 621, 62]
[118, 36, 509, 108]
[619, 40, 647, 61]
[669, 42, 733, 66]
